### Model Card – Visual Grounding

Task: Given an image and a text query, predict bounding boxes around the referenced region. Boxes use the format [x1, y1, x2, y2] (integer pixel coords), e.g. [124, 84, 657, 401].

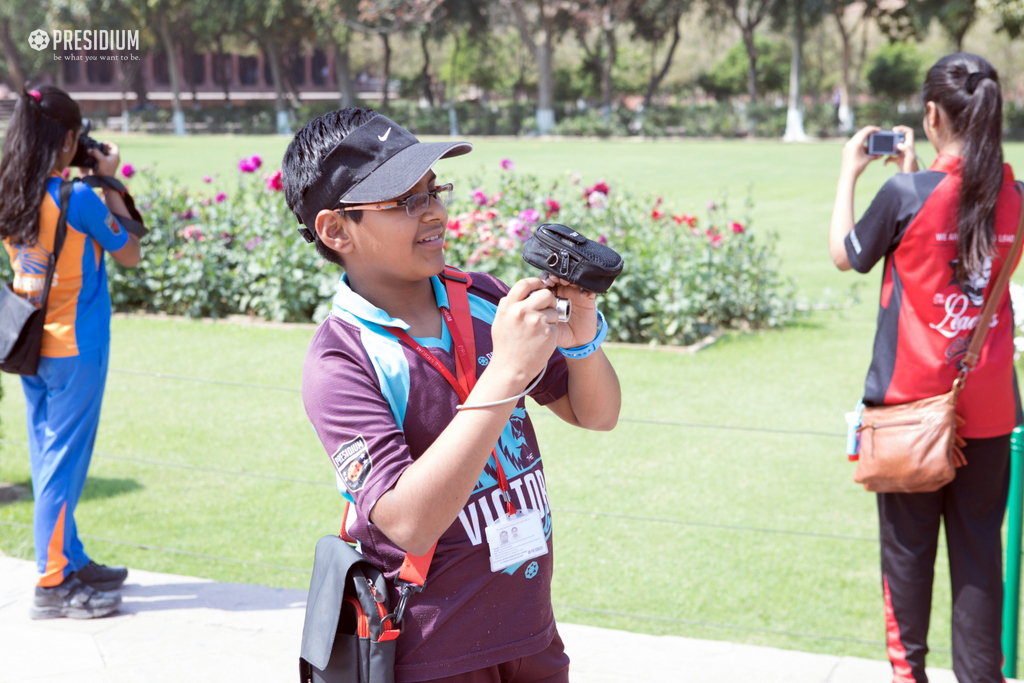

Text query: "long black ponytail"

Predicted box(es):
[0, 85, 82, 247]
[921, 53, 1004, 283]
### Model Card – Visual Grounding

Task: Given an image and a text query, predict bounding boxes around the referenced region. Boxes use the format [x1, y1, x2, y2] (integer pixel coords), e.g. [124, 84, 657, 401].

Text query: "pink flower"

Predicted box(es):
[730, 221, 745, 234]
[61, 168, 70, 180]
[500, 158, 515, 171]
[505, 218, 531, 241]
[673, 214, 697, 228]
[544, 198, 560, 218]
[472, 188, 488, 206]
[245, 237, 264, 250]
[447, 218, 465, 237]
[590, 181, 610, 196]
[202, 174, 213, 183]
[587, 191, 608, 209]
[710, 234, 723, 247]
[179, 225, 204, 240]
[176, 209, 196, 220]
[519, 208, 541, 224]
[569, 173, 582, 185]
[706, 200, 717, 211]
[215, 192, 227, 203]
[265, 169, 283, 192]
[489, 192, 503, 205]
[705, 227, 722, 247]
[238, 155, 262, 173]
[121, 163, 135, 179]
[598, 235, 608, 245]
[651, 209, 664, 220]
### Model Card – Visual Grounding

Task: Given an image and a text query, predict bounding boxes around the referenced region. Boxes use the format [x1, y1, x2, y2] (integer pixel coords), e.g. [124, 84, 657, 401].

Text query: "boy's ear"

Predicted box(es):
[315, 209, 354, 254]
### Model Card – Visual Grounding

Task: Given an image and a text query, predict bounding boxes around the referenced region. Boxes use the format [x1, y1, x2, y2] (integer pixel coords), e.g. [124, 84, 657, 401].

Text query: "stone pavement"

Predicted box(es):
[0, 554, 1006, 682]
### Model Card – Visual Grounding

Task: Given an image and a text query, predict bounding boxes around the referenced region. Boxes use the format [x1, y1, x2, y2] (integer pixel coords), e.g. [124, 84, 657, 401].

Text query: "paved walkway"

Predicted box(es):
[0, 554, 1004, 682]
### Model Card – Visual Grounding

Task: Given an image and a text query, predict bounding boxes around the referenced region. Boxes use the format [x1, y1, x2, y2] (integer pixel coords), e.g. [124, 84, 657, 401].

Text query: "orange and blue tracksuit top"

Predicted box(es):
[3, 175, 130, 357]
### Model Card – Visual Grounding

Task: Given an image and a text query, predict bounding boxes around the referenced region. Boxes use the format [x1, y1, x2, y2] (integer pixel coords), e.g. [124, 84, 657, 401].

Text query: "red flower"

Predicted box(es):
[730, 221, 745, 234]
[544, 198, 560, 218]
[673, 214, 697, 228]
[265, 169, 283, 192]
[651, 209, 664, 220]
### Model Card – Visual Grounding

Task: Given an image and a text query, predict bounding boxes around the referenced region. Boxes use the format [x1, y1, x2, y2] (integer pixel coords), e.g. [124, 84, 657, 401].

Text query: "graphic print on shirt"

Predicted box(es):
[929, 252, 998, 362]
[10, 244, 55, 307]
[458, 406, 553, 575]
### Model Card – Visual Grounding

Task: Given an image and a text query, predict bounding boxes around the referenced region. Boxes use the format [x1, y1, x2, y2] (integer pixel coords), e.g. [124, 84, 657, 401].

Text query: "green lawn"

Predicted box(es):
[3, 134, 1024, 668]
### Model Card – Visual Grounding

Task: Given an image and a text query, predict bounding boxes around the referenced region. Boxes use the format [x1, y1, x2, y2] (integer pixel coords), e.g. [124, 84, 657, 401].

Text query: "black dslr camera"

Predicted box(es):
[69, 119, 110, 170]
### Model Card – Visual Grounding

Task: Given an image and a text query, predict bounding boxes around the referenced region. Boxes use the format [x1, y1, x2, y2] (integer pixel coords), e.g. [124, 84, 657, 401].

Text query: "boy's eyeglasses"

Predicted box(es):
[341, 183, 453, 217]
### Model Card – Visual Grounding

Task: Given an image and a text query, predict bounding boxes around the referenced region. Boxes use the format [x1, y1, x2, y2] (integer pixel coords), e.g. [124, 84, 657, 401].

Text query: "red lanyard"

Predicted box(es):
[385, 271, 517, 516]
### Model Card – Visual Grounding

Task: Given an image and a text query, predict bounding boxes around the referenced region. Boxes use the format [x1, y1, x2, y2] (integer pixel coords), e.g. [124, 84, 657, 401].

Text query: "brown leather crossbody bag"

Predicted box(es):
[853, 184, 1024, 493]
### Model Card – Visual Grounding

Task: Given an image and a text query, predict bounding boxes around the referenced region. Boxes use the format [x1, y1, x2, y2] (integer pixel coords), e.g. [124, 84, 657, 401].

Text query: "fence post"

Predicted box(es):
[1003, 425, 1024, 679]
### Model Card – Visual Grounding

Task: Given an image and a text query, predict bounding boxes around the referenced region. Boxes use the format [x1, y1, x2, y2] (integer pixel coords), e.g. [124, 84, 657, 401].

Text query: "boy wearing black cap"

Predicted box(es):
[283, 108, 620, 683]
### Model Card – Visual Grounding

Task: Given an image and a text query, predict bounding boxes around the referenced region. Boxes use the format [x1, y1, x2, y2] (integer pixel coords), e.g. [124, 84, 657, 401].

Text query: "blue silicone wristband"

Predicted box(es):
[558, 310, 607, 359]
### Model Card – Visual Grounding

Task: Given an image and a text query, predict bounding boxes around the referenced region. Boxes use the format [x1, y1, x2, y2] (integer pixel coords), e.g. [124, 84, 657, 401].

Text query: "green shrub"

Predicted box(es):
[0, 158, 795, 346]
[447, 165, 797, 345]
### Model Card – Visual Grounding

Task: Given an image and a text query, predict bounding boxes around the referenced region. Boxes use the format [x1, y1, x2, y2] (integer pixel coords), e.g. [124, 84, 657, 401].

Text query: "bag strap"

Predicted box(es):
[79, 174, 148, 236]
[37, 180, 72, 310]
[961, 182, 1024, 374]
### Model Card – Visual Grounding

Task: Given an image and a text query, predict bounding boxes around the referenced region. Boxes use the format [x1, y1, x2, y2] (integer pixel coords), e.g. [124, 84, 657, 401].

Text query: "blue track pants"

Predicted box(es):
[21, 344, 109, 587]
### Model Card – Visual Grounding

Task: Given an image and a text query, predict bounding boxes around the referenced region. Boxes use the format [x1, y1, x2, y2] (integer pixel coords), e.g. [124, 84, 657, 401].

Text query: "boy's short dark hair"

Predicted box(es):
[282, 108, 377, 267]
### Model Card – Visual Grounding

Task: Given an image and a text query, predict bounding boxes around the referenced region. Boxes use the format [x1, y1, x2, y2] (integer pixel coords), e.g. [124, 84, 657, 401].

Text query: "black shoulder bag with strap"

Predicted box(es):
[0, 180, 73, 376]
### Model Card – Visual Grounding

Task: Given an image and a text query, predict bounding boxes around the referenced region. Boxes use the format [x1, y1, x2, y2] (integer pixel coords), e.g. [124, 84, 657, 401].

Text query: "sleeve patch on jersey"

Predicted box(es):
[331, 435, 372, 493]
[105, 212, 122, 236]
[849, 228, 862, 254]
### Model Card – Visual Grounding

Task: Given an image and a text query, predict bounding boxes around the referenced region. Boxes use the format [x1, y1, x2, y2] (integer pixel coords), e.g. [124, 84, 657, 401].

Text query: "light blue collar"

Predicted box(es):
[331, 274, 449, 331]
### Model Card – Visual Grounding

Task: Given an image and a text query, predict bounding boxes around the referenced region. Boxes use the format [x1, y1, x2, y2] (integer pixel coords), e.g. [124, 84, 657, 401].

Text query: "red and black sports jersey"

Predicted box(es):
[845, 154, 1023, 438]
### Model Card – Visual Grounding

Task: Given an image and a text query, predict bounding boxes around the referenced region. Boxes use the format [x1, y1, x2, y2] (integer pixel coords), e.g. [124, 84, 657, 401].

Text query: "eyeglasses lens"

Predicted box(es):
[405, 185, 453, 217]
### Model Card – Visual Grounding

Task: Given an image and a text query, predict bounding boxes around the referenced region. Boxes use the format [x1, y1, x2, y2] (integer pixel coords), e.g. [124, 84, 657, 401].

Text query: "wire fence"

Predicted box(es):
[0, 365, 972, 658]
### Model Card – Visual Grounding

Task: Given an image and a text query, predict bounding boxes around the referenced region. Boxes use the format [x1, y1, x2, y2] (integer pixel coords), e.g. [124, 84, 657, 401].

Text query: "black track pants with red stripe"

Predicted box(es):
[877, 434, 1011, 683]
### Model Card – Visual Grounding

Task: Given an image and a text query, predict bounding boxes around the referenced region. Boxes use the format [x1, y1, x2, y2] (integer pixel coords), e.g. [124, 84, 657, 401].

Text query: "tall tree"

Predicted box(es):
[0, 0, 54, 92]
[571, 0, 631, 120]
[629, 0, 693, 110]
[504, 0, 567, 133]
[875, 0, 977, 50]
[708, 0, 776, 100]
[828, 0, 875, 133]
[774, 0, 825, 141]
[307, 0, 360, 108]
[993, 0, 1024, 38]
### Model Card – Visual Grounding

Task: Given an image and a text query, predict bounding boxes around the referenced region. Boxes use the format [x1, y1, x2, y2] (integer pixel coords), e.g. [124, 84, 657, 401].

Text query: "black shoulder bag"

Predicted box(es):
[0, 180, 72, 376]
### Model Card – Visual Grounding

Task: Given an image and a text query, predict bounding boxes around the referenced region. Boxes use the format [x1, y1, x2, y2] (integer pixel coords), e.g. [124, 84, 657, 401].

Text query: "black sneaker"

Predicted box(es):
[74, 560, 128, 591]
[31, 576, 121, 619]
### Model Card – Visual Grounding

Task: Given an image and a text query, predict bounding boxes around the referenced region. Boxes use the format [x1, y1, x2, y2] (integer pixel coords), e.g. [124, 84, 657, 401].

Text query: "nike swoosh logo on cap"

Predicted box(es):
[378, 127, 392, 142]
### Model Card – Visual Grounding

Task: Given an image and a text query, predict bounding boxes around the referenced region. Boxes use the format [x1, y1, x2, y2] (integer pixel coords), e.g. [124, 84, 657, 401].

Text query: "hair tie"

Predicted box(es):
[28, 89, 41, 102]
[966, 72, 987, 95]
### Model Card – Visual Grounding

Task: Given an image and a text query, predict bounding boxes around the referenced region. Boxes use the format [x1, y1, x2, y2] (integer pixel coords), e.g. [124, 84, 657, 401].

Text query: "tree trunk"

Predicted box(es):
[448, 33, 460, 136]
[782, 4, 807, 142]
[741, 27, 759, 101]
[0, 18, 27, 93]
[833, 6, 854, 133]
[216, 35, 232, 107]
[333, 38, 356, 109]
[536, 27, 555, 133]
[600, 26, 616, 116]
[157, 16, 186, 135]
[644, 11, 683, 110]
[380, 33, 391, 113]
[262, 37, 291, 135]
[420, 31, 434, 108]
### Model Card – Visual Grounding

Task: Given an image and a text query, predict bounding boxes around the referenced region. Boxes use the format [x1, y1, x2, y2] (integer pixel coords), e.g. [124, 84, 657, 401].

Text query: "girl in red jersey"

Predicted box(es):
[829, 54, 1022, 683]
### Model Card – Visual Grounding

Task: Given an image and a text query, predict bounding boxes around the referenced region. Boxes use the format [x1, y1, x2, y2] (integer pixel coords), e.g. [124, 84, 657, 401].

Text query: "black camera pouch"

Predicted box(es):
[299, 535, 399, 683]
[521, 223, 623, 293]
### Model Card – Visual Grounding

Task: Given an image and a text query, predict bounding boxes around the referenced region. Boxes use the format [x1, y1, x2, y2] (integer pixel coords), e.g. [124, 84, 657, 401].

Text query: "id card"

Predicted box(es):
[484, 508, 548, 573]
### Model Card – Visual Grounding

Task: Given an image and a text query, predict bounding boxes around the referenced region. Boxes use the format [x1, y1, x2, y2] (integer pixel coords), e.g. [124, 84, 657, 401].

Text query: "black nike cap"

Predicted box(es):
[294, 113, 472, 242]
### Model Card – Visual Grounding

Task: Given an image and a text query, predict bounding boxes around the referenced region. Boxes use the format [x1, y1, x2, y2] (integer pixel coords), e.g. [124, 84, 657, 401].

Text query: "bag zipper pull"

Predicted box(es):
[366, 578, 385, 603]
[560, 250, 569, 276]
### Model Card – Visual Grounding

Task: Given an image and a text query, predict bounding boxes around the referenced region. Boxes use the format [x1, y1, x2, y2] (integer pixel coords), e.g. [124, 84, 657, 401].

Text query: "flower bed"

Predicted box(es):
[3, 157, 797, 345]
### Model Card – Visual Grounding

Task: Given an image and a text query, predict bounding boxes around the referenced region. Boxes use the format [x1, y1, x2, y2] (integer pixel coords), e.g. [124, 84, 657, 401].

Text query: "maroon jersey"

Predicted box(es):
[303, 271, 569, 682]
[845, 154, 1022, 438]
